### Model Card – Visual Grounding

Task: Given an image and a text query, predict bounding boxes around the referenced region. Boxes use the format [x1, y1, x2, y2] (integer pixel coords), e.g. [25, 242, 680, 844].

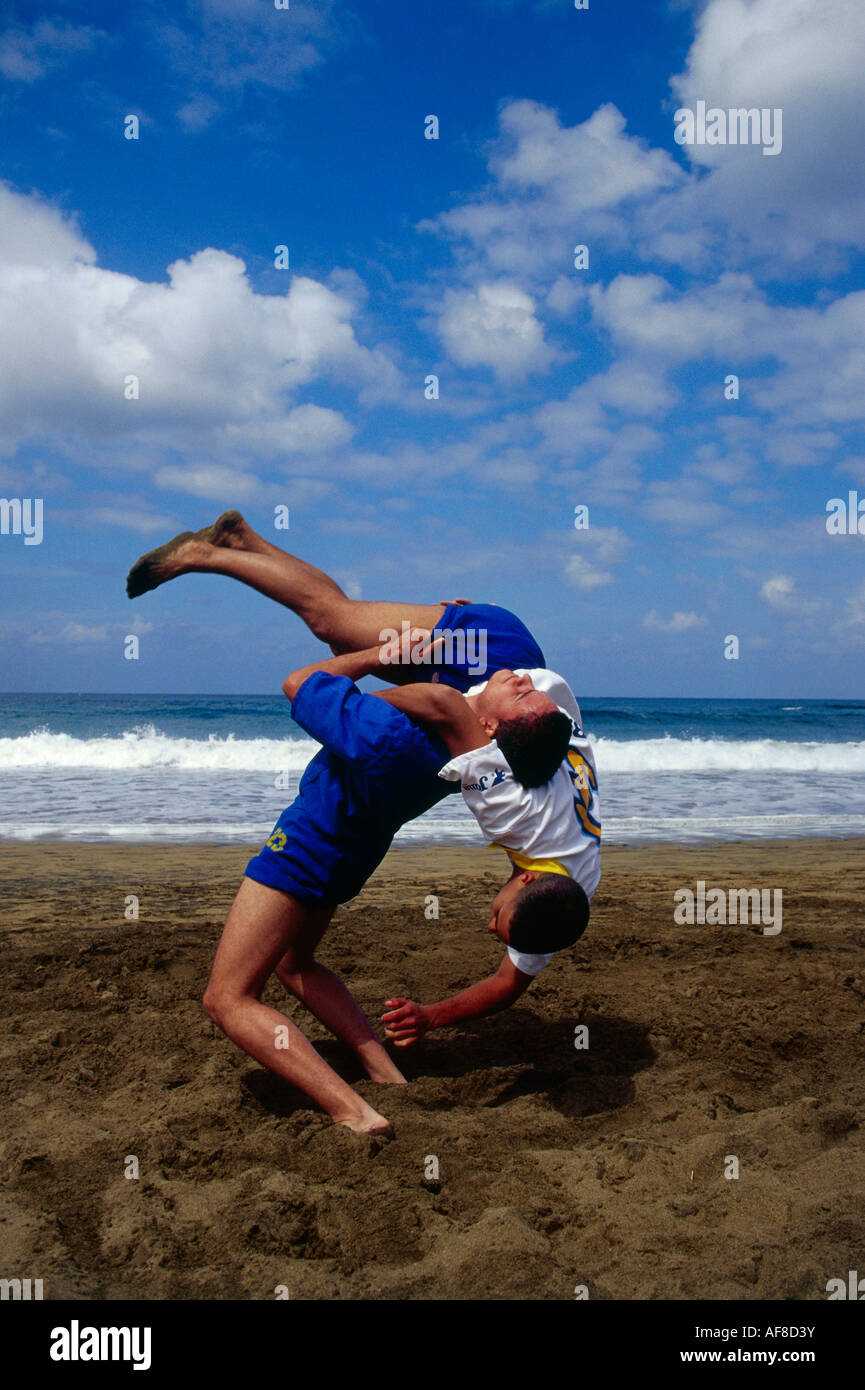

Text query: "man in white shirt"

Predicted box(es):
[373, 667, 600, 1048]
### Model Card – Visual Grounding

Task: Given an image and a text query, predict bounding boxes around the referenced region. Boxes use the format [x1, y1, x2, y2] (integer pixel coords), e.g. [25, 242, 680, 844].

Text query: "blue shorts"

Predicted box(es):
[244, 672, 456, 908]
[427, 603, 545, 692]
[244, 794, 392, 908]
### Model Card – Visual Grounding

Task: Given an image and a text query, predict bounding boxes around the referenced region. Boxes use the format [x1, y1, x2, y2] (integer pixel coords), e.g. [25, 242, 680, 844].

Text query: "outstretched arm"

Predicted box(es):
[381, 955, 534, 1046]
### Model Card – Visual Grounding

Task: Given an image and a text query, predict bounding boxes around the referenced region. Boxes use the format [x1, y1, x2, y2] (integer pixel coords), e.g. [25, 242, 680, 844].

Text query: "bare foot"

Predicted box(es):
[333, 1100, 393, 1137]
[195, 509, 250, 551]
[126, 532, 212, 598]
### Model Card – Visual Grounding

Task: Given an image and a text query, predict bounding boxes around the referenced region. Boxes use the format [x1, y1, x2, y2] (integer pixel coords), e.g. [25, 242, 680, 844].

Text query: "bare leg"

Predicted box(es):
[203, 877, 392, 1135]
[274, 952, 407, 1085]
[126, 510, 444, 651]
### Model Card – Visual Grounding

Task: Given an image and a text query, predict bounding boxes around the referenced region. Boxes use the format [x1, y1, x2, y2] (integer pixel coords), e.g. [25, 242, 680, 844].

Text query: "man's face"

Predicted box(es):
[470, 669, 557, 731]
[486, 873, 531, 943]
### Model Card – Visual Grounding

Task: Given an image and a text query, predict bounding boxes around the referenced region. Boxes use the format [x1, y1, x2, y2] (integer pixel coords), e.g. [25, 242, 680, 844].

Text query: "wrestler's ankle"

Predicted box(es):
[354, 1039, 407, 1084]
[365, 1058, 408, 1084]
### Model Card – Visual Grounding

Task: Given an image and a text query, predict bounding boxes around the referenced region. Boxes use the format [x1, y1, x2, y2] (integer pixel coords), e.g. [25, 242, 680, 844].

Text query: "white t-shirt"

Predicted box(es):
[438, 669, 601, 977]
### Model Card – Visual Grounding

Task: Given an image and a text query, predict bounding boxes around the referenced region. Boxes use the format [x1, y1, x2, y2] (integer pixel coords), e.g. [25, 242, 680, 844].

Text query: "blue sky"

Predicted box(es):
[1, 0, 864, 696]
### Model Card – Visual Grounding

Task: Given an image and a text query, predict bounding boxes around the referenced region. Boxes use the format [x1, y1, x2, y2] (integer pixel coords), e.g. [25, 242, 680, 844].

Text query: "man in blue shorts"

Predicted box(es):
[127, 513, 589, 1135]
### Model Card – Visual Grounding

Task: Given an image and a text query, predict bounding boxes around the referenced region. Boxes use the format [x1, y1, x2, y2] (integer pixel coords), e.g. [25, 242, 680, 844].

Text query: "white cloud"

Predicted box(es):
[0, 182, 94, 266]
[29, 617, 153, 645]
[668, 0, 865, 265]
[589, 271, 772, 359]
[59, 622, 111, 645]
[644, 477, 730, 529]
[643, 609, 705, 632]
[490, 100, 675, 208]
[765, 430, 840, 469]
[545, 276, 587, 317]
[437, 282, 556, 378]
[709, 516, 831, 559]
[425, 3, 865, 290]
[218, 404, 354, 457]
[690, 442, 755, 485]
[564, 524, 630, 589]
[176, 95, 221, 133]
[479, 449, 544, 489]
[586, 272, 865, 433]
[89, 507, 179, 535]
[154, 464, 261, 501]
[565, 554, 613, 591]
[840, 580, 865, 629]
[554, 453, 647, 508]
[760, 574, 795, 608]
[0, 183, 395, 459]
[758, 573, 821, 616]
[155, 0, 344, 129]
[751, 292, 865, 427]
[426, 100, 683, 283]
[534, 360, 674, 472]
[0, 19, 102, 82]
[836, 455, 865, 483]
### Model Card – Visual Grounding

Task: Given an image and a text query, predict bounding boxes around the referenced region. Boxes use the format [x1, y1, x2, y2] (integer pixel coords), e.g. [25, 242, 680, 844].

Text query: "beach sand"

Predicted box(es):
[1, 838, 863, 1301]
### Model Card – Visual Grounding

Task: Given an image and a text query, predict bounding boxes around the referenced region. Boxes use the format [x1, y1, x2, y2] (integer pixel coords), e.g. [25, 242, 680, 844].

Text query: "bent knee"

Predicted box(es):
[203, 985, 235, 1028]
[304, 595, 354, 646]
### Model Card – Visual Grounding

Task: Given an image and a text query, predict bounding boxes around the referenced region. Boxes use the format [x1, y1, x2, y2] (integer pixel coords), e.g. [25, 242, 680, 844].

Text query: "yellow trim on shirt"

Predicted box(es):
[489, 844, 571, 877]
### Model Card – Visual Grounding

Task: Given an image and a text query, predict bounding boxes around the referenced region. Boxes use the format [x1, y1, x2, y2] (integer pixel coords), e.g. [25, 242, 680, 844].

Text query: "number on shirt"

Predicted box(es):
[567, 750, 601, 841]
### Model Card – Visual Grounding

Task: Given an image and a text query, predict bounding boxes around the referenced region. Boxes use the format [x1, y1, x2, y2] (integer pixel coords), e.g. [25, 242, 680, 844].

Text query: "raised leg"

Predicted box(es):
[202, 876, 392, 1135]
[127, 510, 444, 651]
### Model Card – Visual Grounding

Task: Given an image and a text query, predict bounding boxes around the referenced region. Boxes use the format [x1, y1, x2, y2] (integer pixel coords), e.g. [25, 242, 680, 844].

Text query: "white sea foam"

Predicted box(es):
[2, 810, 863, 846]
[0, 726, 319, 771]
[0, 821, 273, 842]
[2, 727, 865, 774]
[590, 735, 865, 774]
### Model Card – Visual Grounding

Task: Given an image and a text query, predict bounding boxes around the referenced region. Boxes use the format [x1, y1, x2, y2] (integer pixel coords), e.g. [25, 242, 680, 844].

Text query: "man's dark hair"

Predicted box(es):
[496, 709, 572, 788]
[508, 873, 590, 955]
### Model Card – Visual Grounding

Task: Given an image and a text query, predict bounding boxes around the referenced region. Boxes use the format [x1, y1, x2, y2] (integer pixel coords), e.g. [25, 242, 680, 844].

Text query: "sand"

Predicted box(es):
[1, 838, 863, 1301]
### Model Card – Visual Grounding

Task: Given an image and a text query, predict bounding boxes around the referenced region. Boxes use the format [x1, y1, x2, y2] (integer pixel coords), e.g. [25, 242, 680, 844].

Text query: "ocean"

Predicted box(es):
[0, 693, 863, 846]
